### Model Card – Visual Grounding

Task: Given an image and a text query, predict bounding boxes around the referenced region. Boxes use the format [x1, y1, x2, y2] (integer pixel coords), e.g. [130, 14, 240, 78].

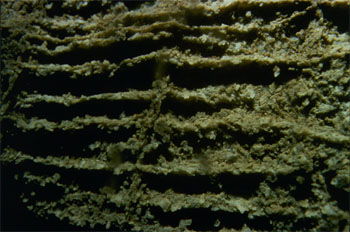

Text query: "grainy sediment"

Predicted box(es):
[1, 0, 349, 231]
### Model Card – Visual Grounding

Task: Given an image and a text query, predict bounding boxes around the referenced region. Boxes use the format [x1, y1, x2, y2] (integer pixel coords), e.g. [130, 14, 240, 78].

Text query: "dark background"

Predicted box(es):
[0, 164, 101, 232]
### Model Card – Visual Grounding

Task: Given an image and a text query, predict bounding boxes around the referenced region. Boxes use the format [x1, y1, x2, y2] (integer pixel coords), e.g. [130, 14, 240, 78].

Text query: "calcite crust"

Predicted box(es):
[1, 0, 349, 231]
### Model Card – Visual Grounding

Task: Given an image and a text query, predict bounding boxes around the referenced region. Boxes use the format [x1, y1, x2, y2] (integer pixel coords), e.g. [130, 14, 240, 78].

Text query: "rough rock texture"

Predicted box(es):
[1, 0, 349, 231]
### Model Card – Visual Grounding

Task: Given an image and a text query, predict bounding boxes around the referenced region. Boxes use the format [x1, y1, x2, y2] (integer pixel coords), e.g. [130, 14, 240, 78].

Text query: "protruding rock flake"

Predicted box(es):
[1, 0, 349, 231]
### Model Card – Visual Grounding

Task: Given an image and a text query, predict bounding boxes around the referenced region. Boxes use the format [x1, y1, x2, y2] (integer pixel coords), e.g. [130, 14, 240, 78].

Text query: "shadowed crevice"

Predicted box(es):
[13, 60, 155, 96]
[2, 119, 136, 158]
[168, 63, 301, 89]
[150, 207, 273, 231]
[17, 99, 150, 121]
[142, 172, 264, 197]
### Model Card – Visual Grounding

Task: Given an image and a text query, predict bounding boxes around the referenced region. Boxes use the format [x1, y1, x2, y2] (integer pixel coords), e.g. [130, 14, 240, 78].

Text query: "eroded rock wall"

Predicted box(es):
[1, 0, 349, 231]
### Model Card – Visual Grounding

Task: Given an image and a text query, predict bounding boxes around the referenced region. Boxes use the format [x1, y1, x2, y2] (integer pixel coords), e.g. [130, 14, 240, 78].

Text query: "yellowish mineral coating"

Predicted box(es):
[1, 0, 349, 231]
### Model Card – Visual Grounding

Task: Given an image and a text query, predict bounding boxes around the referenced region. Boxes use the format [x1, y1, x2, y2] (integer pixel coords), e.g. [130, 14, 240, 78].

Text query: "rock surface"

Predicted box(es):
[1, 0, 349, 231]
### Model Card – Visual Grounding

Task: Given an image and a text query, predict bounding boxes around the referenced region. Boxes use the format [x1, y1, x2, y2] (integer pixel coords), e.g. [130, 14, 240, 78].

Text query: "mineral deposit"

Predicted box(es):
[1, 0, 349, 231]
